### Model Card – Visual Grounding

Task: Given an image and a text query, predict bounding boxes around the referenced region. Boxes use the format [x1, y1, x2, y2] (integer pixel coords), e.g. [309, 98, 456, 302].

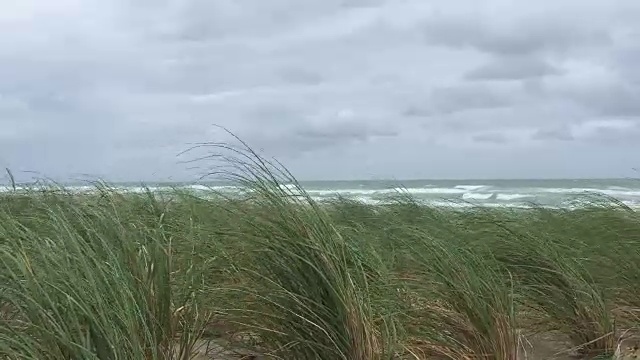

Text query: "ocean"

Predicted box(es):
[292, 179, 640, 208]
[15, 178, 638, 209]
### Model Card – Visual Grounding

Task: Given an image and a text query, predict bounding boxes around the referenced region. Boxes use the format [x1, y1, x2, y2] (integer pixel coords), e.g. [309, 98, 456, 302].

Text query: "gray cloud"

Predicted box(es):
[566, 83, 640, 118]
[588, 127, 640, 145]
[296, 121, 396, 141]
[610, 42, 640, 85]
[430, 84, 516, 114]
[423, 10, 612, 56]
[472, 132, 509, 144]
[2, 0, 640, 181]
[252, 110, 400, 154]
[465, 56, 562, 81]
[531, 127, 575, 142]
[276, 66, 325, 85]
[574, 119, 640, 145]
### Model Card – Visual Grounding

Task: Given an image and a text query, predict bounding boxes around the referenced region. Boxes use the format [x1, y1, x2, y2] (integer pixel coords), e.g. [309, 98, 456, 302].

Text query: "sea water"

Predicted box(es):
[290, 179, 640, 208]
[8, 178, 638, 209]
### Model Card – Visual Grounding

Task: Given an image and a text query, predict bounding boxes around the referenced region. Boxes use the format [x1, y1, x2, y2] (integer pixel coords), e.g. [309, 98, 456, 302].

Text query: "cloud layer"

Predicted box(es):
[2, 0, 640, 181]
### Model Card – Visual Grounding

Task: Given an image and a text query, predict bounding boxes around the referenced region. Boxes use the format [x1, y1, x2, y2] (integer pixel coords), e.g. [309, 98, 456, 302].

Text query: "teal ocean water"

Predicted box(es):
[292, 179, 640, 208]
[27, 178, 640, 209]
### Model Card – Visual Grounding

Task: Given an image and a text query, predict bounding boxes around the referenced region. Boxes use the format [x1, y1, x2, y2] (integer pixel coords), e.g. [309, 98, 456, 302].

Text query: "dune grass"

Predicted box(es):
[0, 149, 639, 359]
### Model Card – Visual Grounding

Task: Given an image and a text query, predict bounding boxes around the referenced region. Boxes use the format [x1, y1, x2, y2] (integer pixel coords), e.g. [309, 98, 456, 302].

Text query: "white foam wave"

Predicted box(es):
[462, 193, 494, 200]
[66, 186, 95, 193]
[307, 189, 386, 196]
[425, 200, 536, 209]
[117, 186, 165, 193]
[0, 186, 27, 192]
[279, 184, 298, 190]
[395, 187, 466, 194]
[623, 200, 640, 209]
[537, 187, 640, 196]
[454, 185, 489, 191]
[307, 187, 470, 196]
[607, 186, 632, 191]
[206, 185, 243, 192]
[600, 190, 640, 197]
[496, 193, 533, 201]
[187, 184, 211, 191]
[311, 196, 384, 205]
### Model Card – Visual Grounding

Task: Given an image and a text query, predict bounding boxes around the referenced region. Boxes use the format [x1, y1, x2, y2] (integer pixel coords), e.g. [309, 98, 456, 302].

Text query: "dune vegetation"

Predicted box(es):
[0, 143, 639, 359]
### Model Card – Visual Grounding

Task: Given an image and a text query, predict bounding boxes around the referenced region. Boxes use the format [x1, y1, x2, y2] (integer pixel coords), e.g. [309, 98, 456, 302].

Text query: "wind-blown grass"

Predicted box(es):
[197, 142, 389, 359]
[401, 237, 521, 360]
[0, 186, 211, 359]
[0, 145, 639, 359]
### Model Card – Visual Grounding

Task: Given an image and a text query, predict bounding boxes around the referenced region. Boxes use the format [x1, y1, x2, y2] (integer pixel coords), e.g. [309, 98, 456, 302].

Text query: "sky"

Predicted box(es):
[1, 0, 640, 182]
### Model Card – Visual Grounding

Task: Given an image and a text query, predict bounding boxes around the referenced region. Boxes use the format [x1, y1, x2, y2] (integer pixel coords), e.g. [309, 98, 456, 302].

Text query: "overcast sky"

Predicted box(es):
[1, 0, 640, 182]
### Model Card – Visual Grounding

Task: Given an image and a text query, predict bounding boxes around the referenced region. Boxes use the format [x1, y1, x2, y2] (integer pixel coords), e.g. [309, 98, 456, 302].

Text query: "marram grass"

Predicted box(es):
[0, 149, 639, 359]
